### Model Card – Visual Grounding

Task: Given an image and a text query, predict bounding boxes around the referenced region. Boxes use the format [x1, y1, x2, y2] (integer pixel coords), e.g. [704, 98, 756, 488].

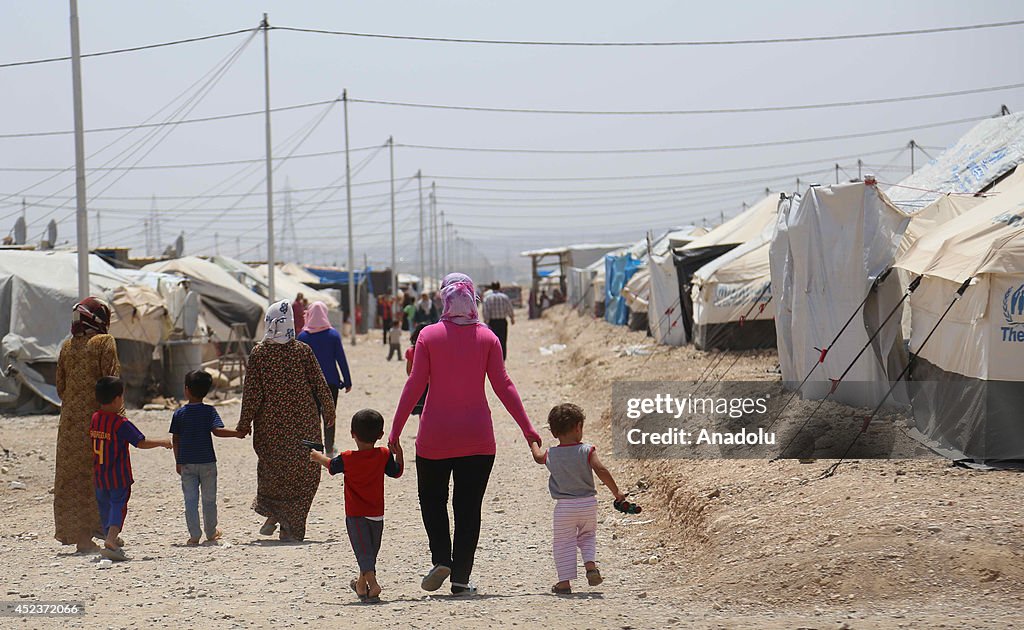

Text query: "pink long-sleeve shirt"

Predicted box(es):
[390, 321, 540, 459]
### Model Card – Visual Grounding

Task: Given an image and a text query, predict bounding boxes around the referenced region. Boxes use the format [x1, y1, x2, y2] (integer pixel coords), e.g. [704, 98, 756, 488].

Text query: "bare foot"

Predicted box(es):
[365, 573, 382, 599]
[207, 528, 222, 542]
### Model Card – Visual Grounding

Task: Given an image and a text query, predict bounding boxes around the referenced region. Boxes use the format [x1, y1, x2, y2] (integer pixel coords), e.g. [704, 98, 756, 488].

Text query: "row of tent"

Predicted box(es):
[564, 111, 1024, 463]
[0, 252, 341, 412]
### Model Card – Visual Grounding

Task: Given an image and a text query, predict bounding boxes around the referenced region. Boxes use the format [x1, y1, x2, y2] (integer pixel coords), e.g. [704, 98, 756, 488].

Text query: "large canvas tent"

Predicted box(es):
[771, 181, 911, 408]
[0, 251, 168, 410]
[212, 256, 340, 310]
[885, 112, 1024, 211]
[654, 195, 778, 344]
[144, 256, 265, 340]
[895, 180, 1024, 461]
[690, 220, 777, 351]
[622, 227, 703, 331]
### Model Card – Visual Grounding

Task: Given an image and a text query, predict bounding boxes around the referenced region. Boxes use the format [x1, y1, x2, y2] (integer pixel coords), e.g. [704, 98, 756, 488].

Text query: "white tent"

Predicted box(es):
[771, 181, 911, 407]
[213, 256, 339, 309]
[681, 194, 780, 252]
[690, 216, 777, 351]
[144, 256, 266, 340]
[895, 180, 1024, 461]
[624, 227, 703, 320]
[647, 198, 777, 346]
[0, 251, 168, 409]
[885, 112, 1024, 211]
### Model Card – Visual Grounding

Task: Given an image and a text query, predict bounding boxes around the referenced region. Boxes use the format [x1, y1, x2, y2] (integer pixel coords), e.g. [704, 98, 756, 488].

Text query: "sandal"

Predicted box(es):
[421, 565, 451, 592]
[586, 568, 603, 586]
[100, 546, 129, 562]
[551, 583, 572, 595]
[450, 582, 478, 597]
[207, 529, 222, 543]
[259, 519, 277, 536]
[350, 578, 367, 601]
[186, 537, 200, 546]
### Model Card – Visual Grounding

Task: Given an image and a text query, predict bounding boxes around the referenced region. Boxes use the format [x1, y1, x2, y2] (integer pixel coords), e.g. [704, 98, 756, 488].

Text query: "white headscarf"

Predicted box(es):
[263, 299, 296, 344]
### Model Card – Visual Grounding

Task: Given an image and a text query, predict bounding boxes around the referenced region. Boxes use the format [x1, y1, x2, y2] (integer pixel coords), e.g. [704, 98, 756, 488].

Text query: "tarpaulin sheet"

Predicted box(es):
[771, 182, 911, 407]
[604, 254, 643, 326]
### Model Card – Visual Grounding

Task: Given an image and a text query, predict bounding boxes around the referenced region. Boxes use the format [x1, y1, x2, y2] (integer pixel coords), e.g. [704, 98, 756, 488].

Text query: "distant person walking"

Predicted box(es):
[292, 293, 308, 334]
[54, 298, 123, 553]
[413, 292, 437, 327]
[390, 272, 541, 595]
[379, 295, 394, 345]
[297, 301, 352, 457]
[236, 300, 336, 541]
[386, 321, 402, 361]
[482, 282, 516, 360]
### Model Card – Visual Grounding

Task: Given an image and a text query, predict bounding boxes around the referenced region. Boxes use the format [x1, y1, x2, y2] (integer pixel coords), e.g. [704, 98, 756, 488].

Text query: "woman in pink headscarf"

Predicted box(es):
[297, 301, 352, 457]
[390, 272, 541, 596]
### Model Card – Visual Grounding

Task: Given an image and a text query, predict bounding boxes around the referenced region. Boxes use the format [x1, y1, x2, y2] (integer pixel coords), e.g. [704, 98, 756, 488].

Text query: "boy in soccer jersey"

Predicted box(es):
[90, 376, 171, 561]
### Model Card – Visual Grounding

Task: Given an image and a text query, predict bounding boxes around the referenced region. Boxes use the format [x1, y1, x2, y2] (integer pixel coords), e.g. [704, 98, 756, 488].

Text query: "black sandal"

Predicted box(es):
[350, 579, 367, 601]
[551, 583, 572, 595]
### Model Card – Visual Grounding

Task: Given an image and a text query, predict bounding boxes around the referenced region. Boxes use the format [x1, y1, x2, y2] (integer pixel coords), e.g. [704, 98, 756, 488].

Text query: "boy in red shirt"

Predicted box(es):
[90, 377, 172, 561]
[311, 409, 402, 603]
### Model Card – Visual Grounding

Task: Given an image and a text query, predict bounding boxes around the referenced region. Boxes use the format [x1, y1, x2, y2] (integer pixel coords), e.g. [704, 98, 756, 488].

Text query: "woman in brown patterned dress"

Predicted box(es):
[236, 299, 335, 541]
[54, 298, 120, 552]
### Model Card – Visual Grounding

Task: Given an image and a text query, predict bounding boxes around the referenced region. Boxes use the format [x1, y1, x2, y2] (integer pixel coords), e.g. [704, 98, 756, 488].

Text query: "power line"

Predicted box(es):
[394, 115, 991, 154]
[0, 27, 257, 69]
[349, 82, 1024, 115]
[4, 79, 1019, 140]
[271, 19, 1024, 46]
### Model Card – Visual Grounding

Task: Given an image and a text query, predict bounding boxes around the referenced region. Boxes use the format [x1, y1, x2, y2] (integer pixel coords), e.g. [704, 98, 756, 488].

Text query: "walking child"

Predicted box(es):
[90, 376, 172, 561]
[169, 370, 244, 545]
[310, 409, 403, 603]
[530, 403, 626, 594]
[386, 320, 402, 361]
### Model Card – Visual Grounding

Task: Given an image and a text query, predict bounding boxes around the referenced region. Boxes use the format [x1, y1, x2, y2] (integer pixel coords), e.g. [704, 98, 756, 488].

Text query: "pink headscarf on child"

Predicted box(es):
[303, 301, 333, 333]
[439, 272, 480, 326]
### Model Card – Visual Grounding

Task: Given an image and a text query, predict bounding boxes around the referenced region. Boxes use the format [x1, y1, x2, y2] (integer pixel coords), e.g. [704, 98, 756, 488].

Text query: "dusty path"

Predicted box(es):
[1, 310, 1022, 629]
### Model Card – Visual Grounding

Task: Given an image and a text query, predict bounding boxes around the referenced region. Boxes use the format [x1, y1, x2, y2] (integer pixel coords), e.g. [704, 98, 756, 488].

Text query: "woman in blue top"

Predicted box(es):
[297, 301, 352, 456]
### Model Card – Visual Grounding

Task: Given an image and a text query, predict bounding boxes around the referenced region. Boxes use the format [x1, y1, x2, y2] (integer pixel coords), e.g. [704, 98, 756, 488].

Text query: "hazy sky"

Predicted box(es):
[2, 1, 1023, 274]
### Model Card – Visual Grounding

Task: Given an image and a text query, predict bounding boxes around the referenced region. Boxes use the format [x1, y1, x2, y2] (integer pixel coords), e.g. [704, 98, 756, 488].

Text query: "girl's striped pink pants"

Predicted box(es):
[552, 495, 598, 581]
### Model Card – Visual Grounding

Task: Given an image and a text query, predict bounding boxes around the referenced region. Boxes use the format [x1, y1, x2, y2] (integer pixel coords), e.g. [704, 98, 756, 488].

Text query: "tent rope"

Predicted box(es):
[820, 276, 973, 477]
[770, 273, 921, 461]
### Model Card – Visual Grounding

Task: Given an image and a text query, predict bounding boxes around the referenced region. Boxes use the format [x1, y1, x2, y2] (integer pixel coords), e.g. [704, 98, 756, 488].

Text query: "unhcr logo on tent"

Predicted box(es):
[992, 208, 1024, 227]
[1001, 283, 1024, 342]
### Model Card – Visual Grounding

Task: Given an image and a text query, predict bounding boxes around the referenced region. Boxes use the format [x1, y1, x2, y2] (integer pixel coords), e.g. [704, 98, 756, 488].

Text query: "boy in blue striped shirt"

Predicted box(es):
[169, 370, 244, 545]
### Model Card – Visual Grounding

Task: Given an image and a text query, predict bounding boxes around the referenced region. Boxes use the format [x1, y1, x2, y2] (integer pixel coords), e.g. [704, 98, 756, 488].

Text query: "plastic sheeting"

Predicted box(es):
[0, 251, 169, 409]
[604, 254, 643, 325]
[769, 194, 798, 387]
[885, 112, 1024, 211]
[771, 182, 911, 407]
[648, 252, 687, 346]
[144, 256, 265, 340]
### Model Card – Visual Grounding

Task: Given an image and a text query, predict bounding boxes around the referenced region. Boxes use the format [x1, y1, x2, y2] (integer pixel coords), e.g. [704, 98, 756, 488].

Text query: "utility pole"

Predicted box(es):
[417, 170, 424, 292]
[69, 0, 90, 298]
[343, 89, 356, 345]
[440, 211, 446, 275]
[857, 159, 863, 180]
[430, 182, 438, 288]
[261, 13, 276, 301]
[909, 139, 916, 174]
[388, 136, 397, 297]
[835, 163, 840, 184]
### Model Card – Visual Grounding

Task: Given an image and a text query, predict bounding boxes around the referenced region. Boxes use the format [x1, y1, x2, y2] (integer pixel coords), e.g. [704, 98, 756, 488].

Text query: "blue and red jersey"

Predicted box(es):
[90, 411, 145, 489]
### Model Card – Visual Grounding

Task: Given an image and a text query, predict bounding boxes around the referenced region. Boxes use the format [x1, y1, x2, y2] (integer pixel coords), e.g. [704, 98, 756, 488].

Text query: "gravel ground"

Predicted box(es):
[0, 307, 1022, 629]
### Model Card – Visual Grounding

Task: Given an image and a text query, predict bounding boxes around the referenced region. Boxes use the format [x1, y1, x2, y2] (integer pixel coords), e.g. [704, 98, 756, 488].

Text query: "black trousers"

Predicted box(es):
[324, 384, 340, 453]
[382, 318, 392, 344]
[487, 318, 508, 360]
[416, 454, 495, 585]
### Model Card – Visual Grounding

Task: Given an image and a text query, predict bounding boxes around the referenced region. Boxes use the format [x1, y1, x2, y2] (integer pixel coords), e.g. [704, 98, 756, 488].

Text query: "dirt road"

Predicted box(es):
[1, 309, 1022, 629]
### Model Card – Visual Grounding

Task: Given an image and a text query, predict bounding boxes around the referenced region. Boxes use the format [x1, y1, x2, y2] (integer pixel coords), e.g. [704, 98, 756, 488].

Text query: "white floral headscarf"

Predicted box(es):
[263, 299, 296, 344]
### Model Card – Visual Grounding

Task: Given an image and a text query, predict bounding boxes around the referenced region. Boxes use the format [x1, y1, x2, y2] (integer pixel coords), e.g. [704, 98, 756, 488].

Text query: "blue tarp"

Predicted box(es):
[605, 253, 643, 325]
[304, 267, 373, 292]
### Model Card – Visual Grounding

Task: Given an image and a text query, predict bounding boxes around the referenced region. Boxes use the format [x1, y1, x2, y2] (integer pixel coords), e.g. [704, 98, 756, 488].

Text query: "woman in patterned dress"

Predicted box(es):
[236, 300, 336, 541]
[53, 297, 121, 552]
